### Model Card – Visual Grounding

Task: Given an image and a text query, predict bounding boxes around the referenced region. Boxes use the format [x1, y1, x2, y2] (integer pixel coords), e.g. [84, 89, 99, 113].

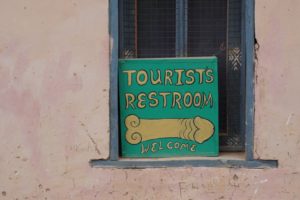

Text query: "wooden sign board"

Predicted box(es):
[119, 57, 219, 158]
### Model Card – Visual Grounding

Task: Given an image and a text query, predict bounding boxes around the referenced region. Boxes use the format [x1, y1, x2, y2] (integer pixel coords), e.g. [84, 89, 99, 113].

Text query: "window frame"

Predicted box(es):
[90, 0, 277, 168]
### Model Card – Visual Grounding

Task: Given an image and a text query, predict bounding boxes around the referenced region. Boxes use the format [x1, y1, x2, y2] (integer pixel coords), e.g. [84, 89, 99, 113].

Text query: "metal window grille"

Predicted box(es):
[119, 0, 244, 151]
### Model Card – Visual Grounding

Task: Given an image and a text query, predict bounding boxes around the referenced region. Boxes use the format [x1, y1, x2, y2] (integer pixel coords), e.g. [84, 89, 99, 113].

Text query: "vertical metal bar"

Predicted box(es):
[176, 0, 181, 57]
[183, 0, 188, 56]
[225, 0, 230, 139]
[134, 0, 138, 57]
[176, 0, 187, 57]
[118, 0, 123, 58]
[245, 0, 255, 160]
[109, 0, 119, 161]
[240, 0, 246, 154]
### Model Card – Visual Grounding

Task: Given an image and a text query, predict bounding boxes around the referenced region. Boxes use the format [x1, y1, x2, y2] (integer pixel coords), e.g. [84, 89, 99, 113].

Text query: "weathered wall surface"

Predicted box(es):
[254, 0, 300, 169]
[0, 0, 299, 199]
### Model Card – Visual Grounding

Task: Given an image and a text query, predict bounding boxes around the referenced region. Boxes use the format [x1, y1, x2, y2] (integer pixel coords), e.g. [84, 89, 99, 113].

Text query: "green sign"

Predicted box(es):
[119, 57, 219, 158]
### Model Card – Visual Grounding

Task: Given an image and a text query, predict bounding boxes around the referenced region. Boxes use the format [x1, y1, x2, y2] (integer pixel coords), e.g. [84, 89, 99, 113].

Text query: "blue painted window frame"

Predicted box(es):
[90, 0, 277, 168]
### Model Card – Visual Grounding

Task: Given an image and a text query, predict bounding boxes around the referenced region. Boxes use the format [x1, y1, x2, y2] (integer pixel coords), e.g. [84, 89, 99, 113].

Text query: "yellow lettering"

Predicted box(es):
[165, 70, 173, 85]
[160, 92, 171, 108]
[159, 141, 163, 150]
[125, 93, 135, 109]
[190, 144, 196, 152]
[193, 92, 202, 107]
[185, 70, 195, 85]
[148, 92, 159, 107]
[205, 69, 214, 83]
[172, 92, 182, 109]
[183, 92, 193, 108]
[151, 142, 158, 152]
[141, 143, 150, 154]
[203, 92, 213, 108]
[167, 142, 173, 149]
[180, 143, 189, 150]
[137, 70, 148, 85]
[195, 69, 205, 84]
[123, 70, 136, 86]
[137, 93, 146, 108]
[175, 69, 184, 85]
[150, 69, 162, 85]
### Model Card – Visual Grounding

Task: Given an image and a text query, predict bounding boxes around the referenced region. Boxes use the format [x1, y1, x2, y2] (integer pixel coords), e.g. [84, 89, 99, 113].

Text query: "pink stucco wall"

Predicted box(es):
[0, 0, 299, 199]
[254, 0, 300, 169]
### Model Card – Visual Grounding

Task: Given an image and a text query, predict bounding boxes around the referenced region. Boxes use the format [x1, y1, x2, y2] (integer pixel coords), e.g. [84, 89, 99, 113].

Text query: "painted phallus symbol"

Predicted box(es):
[125, 115, 214, 144]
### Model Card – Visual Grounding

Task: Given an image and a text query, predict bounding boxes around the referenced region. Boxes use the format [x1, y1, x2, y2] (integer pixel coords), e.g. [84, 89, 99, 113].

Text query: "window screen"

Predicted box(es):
[137, 0, 176, 57]
[119, 0, 176, 58]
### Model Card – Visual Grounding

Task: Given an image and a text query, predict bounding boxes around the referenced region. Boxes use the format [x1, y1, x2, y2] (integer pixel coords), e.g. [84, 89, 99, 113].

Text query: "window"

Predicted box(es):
[90, 0, 277, 168]
[119, 0, 244, 152]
